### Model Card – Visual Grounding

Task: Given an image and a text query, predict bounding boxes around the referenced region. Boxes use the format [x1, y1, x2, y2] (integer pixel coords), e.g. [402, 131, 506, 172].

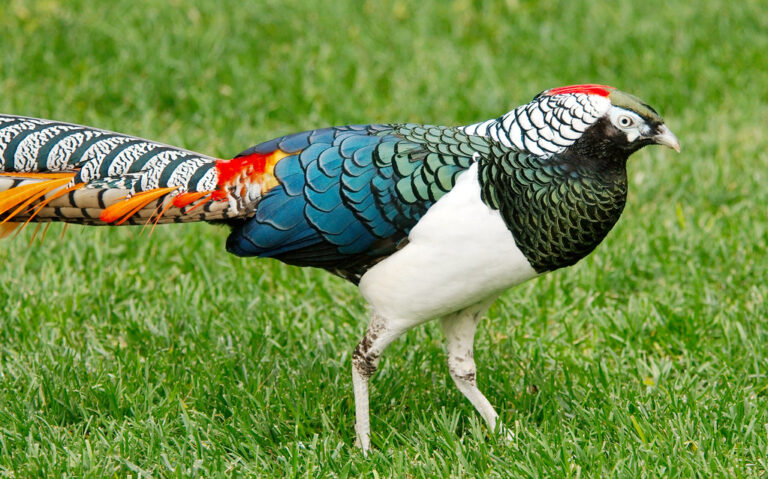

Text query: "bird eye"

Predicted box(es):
[618, 115, 635, 128]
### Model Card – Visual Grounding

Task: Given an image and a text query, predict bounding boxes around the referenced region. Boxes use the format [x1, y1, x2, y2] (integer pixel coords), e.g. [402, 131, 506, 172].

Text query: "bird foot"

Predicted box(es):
[354, 434, 370, 455]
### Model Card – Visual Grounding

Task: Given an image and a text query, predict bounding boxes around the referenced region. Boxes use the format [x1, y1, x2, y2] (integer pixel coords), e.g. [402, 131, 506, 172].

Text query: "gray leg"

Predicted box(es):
[440, 298, 509, 435]
[351, 312, 408, 453]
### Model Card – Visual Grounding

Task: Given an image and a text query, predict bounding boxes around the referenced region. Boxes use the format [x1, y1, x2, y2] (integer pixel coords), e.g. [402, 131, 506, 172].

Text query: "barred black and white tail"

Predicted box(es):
[0, 114, 267, 230]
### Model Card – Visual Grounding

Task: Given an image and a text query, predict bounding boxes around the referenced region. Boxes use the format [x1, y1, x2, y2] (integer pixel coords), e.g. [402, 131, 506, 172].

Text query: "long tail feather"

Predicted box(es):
[100, 186, 179, 225]
[0, 175, 75, 220]
[0, 114, 280, 228]
[0, 223, 19, 238]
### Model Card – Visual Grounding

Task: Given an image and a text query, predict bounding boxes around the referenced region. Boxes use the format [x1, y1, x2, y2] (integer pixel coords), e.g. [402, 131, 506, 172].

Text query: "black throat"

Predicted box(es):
[479, 119, 631, 273]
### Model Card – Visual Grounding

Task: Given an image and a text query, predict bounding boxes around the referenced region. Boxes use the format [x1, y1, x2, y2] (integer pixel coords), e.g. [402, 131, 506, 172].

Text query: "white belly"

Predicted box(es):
[358, 163, 539, 325]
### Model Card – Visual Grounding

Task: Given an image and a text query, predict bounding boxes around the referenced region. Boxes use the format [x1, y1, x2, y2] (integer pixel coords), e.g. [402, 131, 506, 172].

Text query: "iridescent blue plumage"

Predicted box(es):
[225, 124, 487, 280]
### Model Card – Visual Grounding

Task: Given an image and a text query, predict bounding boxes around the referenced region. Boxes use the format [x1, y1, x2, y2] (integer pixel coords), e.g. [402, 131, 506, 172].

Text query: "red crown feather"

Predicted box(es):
[544, 84, 614, 97]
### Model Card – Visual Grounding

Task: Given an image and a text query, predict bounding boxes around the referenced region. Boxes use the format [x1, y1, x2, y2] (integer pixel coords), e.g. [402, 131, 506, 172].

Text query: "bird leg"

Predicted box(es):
[351, 312, 407, 453]
[440, 299, 509, 436]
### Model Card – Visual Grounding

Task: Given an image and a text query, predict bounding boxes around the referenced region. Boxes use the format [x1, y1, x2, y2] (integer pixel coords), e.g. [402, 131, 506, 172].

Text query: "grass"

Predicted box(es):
[0, 0, 767, 476]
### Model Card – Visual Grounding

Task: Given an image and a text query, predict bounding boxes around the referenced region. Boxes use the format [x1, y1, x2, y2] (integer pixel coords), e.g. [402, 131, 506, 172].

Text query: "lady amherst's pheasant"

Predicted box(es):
[0, 84, 678, 451]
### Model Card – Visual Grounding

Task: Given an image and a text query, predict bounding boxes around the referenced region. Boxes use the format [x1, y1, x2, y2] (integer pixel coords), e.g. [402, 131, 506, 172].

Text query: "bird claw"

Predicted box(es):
[354, 435, 370, 455]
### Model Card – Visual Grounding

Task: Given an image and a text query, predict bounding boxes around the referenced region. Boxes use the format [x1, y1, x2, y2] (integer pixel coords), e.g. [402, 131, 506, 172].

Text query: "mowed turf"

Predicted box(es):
[0, 0, 767, 476]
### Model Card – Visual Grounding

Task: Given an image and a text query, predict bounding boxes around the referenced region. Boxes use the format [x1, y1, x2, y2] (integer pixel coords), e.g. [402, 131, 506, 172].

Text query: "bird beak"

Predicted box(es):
[653, 124, 680, 152]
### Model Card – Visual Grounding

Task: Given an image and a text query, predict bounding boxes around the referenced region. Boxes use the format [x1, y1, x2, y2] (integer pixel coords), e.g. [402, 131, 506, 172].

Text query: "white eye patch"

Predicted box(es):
[608, 106, 649, 142]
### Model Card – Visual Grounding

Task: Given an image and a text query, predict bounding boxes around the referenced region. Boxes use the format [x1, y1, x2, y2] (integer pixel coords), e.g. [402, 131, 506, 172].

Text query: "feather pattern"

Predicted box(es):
[225, 124, 489, 281]
[0, 85, 680, 453]
[0, 114, 282, 225]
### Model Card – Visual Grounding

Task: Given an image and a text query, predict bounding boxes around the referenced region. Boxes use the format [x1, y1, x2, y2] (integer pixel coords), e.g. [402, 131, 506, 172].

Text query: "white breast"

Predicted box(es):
[358, 163, 539, 326]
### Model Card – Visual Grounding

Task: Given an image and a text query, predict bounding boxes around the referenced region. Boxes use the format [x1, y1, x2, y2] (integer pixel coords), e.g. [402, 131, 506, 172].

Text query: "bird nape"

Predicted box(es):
[0, 84, 679, 452]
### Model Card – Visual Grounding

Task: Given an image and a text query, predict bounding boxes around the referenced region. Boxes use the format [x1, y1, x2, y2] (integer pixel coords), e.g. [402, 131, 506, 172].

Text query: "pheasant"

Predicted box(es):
[0, 84, 679, 451]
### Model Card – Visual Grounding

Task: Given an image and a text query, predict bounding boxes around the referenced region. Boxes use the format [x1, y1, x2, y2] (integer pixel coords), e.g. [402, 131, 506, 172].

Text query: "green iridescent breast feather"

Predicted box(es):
[478, 148, 628, 273]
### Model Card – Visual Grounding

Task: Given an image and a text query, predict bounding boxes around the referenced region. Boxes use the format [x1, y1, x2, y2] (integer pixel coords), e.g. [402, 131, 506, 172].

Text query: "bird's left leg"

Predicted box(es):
[440, 297, 510, 436]
[351, 311, 410, 453]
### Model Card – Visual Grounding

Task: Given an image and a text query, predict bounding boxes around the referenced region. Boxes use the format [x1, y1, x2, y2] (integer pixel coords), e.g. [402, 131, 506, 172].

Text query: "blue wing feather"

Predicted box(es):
[279, 132, 312, 153]
[305, 183, 343, 212]
[273, 155, 304, 195]
[309, 128, 336, 145]
[226, 123, 489, 281]
[316, 148, 344, 176]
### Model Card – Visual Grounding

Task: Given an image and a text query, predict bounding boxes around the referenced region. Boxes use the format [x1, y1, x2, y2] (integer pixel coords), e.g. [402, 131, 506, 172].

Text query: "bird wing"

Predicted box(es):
[225, 124, 495, 281]
[0, 114, 502, 281]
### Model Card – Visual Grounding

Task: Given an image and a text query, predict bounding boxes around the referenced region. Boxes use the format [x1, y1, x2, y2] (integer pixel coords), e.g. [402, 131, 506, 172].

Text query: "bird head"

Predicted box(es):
[540, 84, 680, 155]
[466, 84, 679, 161]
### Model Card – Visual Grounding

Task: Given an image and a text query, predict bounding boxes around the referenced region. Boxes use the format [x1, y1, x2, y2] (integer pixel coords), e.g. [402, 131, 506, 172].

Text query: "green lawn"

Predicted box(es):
[1, 0, 767, 476]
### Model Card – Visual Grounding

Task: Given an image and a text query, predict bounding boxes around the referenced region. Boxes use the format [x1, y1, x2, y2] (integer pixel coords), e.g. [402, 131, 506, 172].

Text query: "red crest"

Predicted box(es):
[544, 84, 614, 97]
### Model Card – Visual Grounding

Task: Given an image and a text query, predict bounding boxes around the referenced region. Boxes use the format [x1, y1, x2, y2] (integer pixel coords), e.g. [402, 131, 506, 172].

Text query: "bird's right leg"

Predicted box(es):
[440, 298, 511, 437]
[351, 311, 408, 453]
